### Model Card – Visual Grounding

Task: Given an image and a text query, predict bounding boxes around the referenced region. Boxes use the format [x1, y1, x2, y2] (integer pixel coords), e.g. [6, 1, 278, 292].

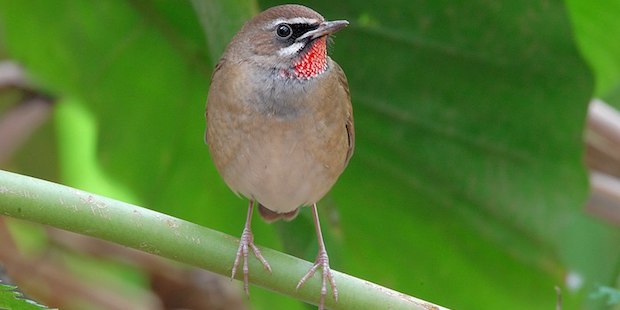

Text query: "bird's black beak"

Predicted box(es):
[295, 20, 349, 42]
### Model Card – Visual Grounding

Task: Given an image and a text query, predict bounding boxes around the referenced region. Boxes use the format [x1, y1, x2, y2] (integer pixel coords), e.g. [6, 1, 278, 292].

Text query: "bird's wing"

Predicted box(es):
[334, 62, 355, 166]
[204, 59, 227, 145]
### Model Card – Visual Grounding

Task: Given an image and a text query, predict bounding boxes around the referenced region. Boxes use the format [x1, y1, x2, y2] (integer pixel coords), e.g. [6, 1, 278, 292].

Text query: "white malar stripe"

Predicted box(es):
[277, 42, 305, 56]
[268, 17, 319, 28]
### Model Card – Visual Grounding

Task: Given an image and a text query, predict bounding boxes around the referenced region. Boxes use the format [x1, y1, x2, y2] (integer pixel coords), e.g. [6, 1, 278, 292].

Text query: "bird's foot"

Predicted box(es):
[231, 227, 272, 295]
[296, 249, 338, 310]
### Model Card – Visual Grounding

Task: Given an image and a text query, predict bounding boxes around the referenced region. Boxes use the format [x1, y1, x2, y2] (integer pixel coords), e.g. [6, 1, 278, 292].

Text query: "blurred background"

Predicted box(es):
[1, 0, 620, 309]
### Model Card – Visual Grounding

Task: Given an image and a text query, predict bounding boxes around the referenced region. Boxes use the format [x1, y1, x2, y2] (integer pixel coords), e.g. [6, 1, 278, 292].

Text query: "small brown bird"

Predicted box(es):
[205, 4, 353, 309]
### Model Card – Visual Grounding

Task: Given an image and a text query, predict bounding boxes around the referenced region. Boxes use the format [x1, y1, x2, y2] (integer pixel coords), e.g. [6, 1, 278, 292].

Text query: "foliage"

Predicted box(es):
[567, 0, 620, 100]
[0, 0, 619, 309]
[0, 282, 49, 310]
[590, 285, 620, 306]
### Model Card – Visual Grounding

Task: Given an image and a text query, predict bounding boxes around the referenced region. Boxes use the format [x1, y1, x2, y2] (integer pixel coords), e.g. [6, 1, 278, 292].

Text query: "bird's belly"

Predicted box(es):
[218, 122, 346, 213]
[235, 150, 328, 212]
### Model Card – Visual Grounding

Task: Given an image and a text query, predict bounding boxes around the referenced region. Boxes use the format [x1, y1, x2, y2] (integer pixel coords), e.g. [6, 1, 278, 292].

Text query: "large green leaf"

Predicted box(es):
[258, 0, 615, 308]
[1, 0, 619, 309]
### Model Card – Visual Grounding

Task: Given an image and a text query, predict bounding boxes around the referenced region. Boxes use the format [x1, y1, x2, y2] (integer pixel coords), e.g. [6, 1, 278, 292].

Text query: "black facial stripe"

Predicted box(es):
[290, 23, 319, 40]
[278, 23, 320, 44]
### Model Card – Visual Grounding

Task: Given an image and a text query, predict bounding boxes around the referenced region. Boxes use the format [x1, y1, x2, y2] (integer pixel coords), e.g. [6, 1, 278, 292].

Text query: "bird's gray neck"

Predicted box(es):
[248, 67, 320, 118]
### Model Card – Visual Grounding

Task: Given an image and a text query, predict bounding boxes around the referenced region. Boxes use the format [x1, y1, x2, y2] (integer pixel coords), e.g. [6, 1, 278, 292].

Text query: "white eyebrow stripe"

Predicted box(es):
[268, 17, 320, 28]
[277, 42, 305, 56]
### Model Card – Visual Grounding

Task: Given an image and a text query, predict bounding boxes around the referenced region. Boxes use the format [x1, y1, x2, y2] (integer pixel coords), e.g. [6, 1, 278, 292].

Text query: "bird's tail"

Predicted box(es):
[257, 203, 299, 223]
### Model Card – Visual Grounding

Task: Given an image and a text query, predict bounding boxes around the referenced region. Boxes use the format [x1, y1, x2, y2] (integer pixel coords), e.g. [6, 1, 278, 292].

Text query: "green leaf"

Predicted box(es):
[1, 0, 619, 309]
[0, 282, 49, 310]
[259, 1, 614, 308]
[567, 0, 620, 99]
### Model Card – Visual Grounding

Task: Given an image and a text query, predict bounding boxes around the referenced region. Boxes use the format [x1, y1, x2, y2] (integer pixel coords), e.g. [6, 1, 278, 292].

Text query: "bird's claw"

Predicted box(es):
[231, 227, 272, 295]
[296, 249, 338, 310]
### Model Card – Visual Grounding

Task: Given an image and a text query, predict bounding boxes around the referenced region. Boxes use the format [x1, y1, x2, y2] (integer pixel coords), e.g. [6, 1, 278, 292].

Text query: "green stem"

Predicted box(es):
[0, 170, 446, 310]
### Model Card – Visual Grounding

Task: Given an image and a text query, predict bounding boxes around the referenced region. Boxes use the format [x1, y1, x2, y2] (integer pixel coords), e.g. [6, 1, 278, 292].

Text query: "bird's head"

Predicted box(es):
[227, 4, 348, 80]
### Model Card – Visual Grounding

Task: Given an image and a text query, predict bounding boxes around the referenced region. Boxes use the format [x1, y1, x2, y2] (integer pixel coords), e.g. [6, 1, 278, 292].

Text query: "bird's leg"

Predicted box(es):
[231, 200, 272, 295]
[296, 203, 338, 310]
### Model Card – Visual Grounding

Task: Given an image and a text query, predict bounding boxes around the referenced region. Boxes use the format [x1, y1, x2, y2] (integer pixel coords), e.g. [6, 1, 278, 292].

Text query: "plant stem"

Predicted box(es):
[0, 170, 447, 310]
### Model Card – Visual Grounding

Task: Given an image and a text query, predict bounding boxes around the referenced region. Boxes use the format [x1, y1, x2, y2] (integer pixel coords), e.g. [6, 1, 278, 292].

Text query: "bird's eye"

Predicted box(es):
[276, 24, 292, 39]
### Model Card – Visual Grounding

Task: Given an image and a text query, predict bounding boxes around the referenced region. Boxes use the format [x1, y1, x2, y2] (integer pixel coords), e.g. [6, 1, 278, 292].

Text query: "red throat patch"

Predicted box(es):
[293, 37, 327, 79]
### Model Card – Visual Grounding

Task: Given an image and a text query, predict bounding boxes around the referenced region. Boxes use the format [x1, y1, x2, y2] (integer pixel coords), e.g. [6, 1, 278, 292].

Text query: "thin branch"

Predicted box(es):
[0, 61, 54, 164]
[586, 99, 620, 226]
[0, 170, 447, 310]
[586, 99, 620, 175]
[586, 171, 620, 226]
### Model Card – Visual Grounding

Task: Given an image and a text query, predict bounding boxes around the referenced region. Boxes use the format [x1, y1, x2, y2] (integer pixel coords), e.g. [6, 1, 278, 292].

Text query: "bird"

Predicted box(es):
[205, 4, 353, 309]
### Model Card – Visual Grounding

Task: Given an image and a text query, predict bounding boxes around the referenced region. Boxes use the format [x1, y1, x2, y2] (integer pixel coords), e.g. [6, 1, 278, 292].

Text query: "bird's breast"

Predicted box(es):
[207, 62, 350, 213]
